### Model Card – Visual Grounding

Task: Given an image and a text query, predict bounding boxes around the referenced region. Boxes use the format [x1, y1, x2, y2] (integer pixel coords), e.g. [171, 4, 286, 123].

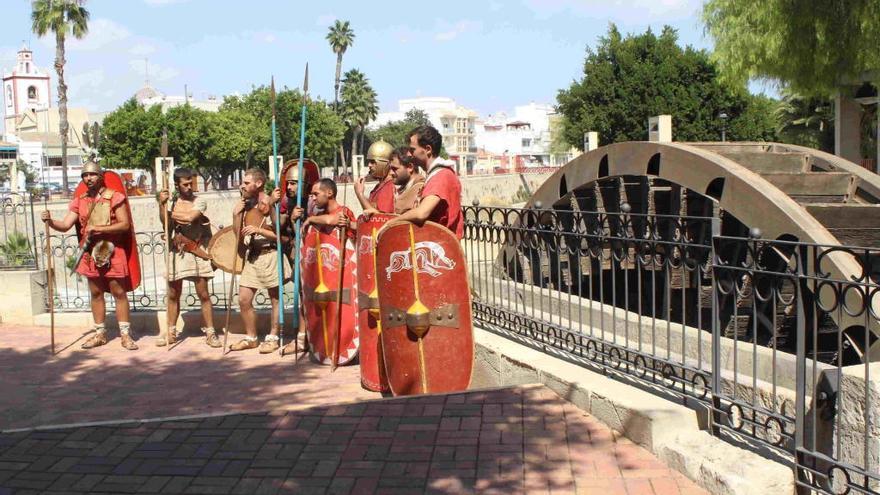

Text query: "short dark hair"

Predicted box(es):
[316, 178, 337, 197]
[245, 167, 267, 185]
[408, 125, 442, 157]
[173, 167, 195, 183]
[391, 147, 415, 168]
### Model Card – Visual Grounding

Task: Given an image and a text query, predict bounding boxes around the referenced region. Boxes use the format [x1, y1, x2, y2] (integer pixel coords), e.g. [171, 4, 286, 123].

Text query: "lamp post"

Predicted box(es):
[719, 112, 729, 142]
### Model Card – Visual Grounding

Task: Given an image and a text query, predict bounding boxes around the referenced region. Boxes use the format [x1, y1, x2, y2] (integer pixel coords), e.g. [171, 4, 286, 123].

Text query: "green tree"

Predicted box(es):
[204, 107, 261, 189]
[98, 98, 164, 185]
[339, 69, 378, 167]
[221, 86, 345, 170]
[367, 108, 433, 148]
[31, 0, 90, 196]
[556, 25, 777, 148]
[164, 104, 214, 174]
[326, 20, 355, 108]
[774, 91, 835, 152]
[703, 0, 880, 95]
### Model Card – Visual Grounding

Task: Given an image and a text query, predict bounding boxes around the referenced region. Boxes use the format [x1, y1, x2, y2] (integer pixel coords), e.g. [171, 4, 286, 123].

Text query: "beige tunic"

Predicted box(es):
[166, 196, 215, 281]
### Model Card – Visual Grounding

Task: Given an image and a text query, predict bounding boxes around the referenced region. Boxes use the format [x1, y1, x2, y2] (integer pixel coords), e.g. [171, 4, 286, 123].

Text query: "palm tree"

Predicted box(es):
[339, 69, 378, 172]
[326, 20, 355, 109]
[774, 90, 834, 152]
[32, 0, 90, 197]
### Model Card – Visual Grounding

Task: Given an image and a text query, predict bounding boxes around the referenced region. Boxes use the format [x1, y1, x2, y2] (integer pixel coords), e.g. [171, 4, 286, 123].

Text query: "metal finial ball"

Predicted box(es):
[749, 227, 762, 239]
[534, 201, 543, 209]
[472, 199, 480, 207]
[620, 202, 632, 213]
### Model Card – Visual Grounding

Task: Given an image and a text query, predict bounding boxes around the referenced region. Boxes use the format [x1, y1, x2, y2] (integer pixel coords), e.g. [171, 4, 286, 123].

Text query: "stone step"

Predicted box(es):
[805, 203, 880, 248]
[759, 172, 853, 198]
[712, 151, 811, 173]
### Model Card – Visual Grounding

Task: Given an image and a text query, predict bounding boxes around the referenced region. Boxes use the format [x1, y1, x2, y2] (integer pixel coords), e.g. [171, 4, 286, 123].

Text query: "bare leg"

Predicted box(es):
[193, 277, 214, 329]
[108, 279, 130, 324]
[88, 279, 105, 325]
[109, 279, 137, 351]
[166, 279, 183, 329]
[268, 286, 280, 336]
[239, 286, 257, 339]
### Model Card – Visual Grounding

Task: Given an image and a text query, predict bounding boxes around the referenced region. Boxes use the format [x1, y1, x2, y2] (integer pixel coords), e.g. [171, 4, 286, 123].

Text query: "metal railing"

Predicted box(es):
[37, 230, 281, 311]
[0, 194, 39, 270]
[463, 204, 880, 495]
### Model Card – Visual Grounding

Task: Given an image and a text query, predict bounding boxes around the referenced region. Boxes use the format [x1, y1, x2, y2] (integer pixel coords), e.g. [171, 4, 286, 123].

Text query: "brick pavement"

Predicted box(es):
[0, 324, 376, 431]
[0, 385, 706, 494]
[0, 324, 707, 494]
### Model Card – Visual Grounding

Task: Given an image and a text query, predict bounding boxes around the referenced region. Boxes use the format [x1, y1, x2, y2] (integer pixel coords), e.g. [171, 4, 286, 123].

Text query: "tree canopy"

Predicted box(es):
[556, 25, 777, 149]
[703, 0, 880, 95]
[99, 98, 163, 173]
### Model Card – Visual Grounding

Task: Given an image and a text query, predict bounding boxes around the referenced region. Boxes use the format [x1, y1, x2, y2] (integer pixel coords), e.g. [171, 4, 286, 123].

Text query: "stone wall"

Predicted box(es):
[36, 172, 553, 233]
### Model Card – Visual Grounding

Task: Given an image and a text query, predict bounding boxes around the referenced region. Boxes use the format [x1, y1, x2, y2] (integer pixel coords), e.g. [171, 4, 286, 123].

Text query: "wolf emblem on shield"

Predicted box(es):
[304, 243, 340, 270]
[385, 241, 456, 280]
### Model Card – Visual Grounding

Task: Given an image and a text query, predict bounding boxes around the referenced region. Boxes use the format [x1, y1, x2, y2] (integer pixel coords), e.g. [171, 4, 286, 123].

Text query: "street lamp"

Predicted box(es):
[719, 112, 729, 142]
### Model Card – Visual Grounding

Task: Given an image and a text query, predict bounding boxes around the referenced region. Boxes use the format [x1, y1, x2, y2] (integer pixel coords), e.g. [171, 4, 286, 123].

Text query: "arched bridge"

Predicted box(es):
[488, 141, 880, 362]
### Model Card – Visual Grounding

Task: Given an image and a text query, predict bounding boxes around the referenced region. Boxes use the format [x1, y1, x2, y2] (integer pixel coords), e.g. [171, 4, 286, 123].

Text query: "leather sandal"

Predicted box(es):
[229, 338, 259, 352]
[120, 333, 139, 351]
[204, 329, 222, 348]
[81, 332, 108, 349]
[259, 337, 280, 354]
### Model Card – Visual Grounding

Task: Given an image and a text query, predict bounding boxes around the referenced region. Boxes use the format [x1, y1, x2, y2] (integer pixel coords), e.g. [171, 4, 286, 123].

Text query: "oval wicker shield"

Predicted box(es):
[356, 213, 396, 392]
[207, 226, 244, 274]
[375, 221, 473, 396]
[301, 226, 359, 366]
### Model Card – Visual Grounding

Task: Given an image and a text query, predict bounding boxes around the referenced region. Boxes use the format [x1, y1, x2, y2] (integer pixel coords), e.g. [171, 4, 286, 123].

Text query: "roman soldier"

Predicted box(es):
[228, 167, 291, 353]
[270, 159, 320, 355]
[396, 125, 463, 238]
[157, 167, 220, 348]
[40, 160, 139, 350]
[354, 140, 395, 214]
[390, 146, 425, 214]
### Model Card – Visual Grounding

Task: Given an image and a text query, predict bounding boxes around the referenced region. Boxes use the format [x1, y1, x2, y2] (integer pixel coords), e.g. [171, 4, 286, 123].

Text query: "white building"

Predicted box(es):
[374, 97, 478, 173]
[2, 45, 89, 188]
[475, 102, 556, 169]
[134, 84, 222, 113]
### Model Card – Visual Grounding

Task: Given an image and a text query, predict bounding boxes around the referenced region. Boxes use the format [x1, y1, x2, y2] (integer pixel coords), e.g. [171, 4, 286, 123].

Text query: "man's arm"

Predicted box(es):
[355, 177, 377, 211]
[395, 195, 441, 225]
[44, 211, 79, 232]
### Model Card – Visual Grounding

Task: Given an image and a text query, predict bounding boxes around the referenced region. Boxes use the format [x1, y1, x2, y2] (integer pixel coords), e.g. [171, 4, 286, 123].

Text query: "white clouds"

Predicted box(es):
[36, 18, 131, 52]
[522, 0, 701, 23]
[128, 43, 157, 56]
[434, 20, 483, 42]
[128, 59, 179, 83]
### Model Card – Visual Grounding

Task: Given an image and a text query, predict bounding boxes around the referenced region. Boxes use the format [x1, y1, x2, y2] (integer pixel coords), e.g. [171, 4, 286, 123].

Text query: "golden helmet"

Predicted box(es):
[80, 160, 102, 177]
[366, 140, 393, 178]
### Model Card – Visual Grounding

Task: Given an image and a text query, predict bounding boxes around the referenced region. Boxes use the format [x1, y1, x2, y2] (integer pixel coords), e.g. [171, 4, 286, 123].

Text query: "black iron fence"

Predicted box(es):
[463, 203, 880, 495]
[0, 194, 39, 270]
[37, 230, 281, 311]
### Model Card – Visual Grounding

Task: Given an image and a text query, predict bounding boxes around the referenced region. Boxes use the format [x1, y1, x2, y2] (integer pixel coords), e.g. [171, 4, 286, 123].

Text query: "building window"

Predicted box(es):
[27, 86, 37, 100]
[25, 62, 30, 73]
[522, 138, 531, 147]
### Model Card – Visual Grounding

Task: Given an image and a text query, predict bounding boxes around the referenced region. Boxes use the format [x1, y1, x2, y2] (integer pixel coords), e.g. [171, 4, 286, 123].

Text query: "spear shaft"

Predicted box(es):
[290, 65, 309, 354]
[270, 77, 286, 350]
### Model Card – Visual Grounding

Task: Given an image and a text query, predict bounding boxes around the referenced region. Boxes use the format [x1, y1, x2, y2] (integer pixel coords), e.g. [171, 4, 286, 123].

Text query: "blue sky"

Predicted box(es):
[2, 0, 721, 128]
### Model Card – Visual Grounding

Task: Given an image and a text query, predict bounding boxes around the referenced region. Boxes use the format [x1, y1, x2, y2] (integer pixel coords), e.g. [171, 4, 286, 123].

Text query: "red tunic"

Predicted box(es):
[369, 179, 396, 213]
[420, 166, 463, 239]
[68, 191, 131, 280]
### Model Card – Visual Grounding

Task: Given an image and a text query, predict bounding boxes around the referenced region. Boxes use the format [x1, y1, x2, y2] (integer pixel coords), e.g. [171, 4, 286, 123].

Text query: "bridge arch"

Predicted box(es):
[498, 141, 880, 360]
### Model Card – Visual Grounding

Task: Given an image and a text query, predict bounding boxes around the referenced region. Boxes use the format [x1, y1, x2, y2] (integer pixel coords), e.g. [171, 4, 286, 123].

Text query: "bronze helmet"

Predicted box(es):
[80, 160, 102, 178]
[366, 140, 393, 179]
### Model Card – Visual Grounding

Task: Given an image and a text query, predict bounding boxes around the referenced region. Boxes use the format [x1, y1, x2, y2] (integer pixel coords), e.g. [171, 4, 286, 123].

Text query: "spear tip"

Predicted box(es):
[303, 63, 309, 98]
